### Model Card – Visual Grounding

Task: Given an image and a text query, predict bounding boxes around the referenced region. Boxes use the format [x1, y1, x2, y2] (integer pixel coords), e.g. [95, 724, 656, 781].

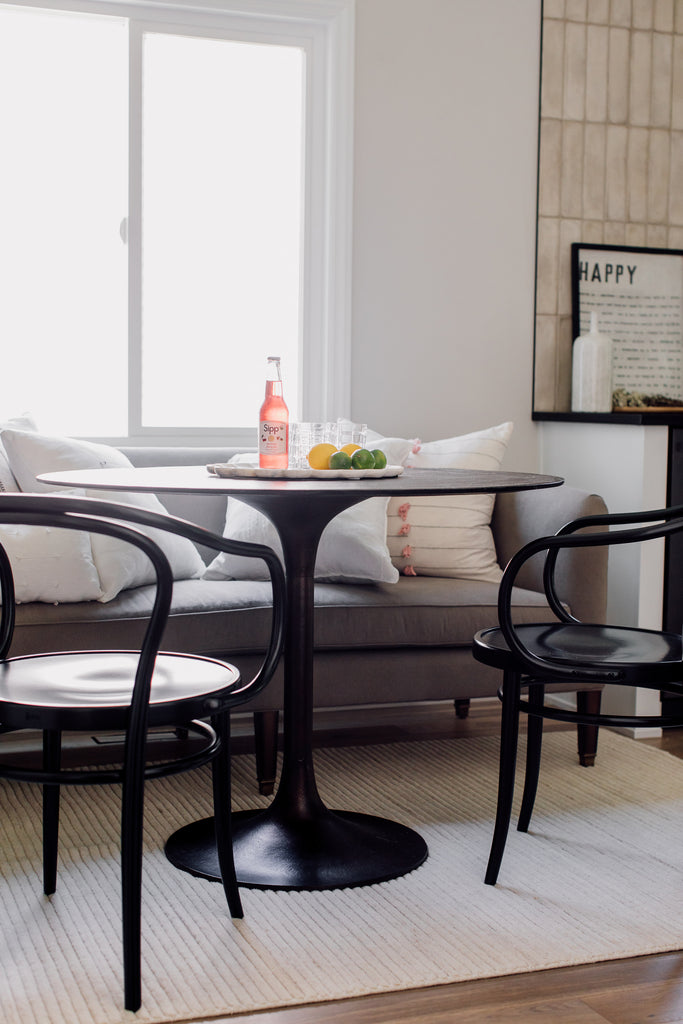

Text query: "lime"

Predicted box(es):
[307, 442, 337, 469]
[350, 448, 375, 470]
[371, 449, 387, 469]
[340, 443, 361, 456]
[329, 450, 352, 469]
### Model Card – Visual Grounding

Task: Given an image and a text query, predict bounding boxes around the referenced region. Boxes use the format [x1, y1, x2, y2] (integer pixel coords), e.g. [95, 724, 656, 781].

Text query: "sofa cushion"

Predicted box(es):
[10, 575, 558, 657]
[0, 428, 205, 601]
[307, 576, 556, 649]
[386, 422, 513, 582]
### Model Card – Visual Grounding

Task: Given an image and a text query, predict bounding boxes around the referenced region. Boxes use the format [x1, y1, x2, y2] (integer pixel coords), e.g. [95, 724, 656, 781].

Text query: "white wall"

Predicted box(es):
[350, 0, 543, 471]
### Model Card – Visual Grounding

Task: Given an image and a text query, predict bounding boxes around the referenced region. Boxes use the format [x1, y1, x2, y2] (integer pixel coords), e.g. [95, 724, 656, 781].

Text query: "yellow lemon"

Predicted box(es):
[307, 442, 337, 469]
[340, 443, 361, 456]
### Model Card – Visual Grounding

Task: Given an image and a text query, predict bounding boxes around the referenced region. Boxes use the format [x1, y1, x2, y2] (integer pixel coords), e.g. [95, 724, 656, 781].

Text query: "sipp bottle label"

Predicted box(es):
[260, 420, 288, 454]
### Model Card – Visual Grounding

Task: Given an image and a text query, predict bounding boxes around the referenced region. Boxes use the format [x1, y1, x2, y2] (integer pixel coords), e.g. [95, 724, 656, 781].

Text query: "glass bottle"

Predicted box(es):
[259, 356, 289, 468]
[571, 311, 613, 413]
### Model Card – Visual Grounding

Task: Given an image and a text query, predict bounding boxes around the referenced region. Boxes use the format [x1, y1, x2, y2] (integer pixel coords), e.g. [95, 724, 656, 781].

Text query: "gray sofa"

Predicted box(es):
[9, 446, 608, 792]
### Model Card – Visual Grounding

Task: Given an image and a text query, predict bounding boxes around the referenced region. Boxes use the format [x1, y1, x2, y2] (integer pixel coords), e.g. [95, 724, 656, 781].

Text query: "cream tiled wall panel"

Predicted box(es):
[534, 1, 683, 411]
[608, 28, 630, 121]
[673, 34, 683, 127]
[586, 25, 609, 119]
[651, 32, 673, 124]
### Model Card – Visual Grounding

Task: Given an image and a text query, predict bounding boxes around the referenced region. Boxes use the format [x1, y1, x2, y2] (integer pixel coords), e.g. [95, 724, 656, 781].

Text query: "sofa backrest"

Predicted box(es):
[492, 486, 609, 624]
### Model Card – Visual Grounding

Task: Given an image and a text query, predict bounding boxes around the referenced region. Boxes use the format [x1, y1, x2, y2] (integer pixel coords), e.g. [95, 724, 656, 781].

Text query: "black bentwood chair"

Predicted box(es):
[0, 493, 285, 1011]
[473, 504, 683, 887]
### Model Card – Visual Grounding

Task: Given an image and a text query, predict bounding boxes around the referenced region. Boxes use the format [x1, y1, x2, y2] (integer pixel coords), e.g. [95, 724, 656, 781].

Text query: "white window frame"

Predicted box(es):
[4, 0, 354, 447]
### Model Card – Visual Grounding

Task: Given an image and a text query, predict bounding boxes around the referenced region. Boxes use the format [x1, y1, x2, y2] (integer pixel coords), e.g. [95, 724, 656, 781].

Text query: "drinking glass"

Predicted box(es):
[337, 419, 367, 449]
[289, 422, 339, 467]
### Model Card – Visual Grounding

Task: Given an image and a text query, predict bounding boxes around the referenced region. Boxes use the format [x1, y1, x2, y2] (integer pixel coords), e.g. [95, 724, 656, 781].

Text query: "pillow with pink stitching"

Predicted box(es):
[386, 422, 513, 582]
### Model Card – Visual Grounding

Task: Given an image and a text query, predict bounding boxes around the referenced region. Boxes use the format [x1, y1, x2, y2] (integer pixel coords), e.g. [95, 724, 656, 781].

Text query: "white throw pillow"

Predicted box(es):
[0, 520, 102, 604]
[0, 413, 37, 494]
[0, 450, 18, 494]
[0, 413, 37, 434]
[386, 422, 514, 582]
[0, 429, 205, 602]
[203, 434, 410, 585]
[204, 497, 398, 584]
[366, 436, 418, 467]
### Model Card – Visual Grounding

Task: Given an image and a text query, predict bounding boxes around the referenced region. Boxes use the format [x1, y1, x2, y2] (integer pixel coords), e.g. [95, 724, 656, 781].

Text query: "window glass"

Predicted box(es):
[140, 32, 304, 428]
[0, 6, 128, 435]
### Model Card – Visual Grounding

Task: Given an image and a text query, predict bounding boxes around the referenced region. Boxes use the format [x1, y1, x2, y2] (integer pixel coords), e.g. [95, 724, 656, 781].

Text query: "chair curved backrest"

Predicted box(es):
[0, 496, 175, 755]
[0, 491, 286, 705]
[496, 503, 683, 685]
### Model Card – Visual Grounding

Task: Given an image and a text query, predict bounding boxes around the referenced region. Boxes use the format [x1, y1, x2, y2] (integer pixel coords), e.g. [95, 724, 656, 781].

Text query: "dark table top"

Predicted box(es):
[39, 464, 564, 498]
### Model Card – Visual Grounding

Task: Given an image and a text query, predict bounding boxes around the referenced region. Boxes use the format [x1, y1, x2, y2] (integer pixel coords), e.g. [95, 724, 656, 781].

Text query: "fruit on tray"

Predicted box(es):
[307, 443, 338, 469]
[350, 448, 376, 469]
[329, 451, 353, 469]
[306, 444, 388, 471]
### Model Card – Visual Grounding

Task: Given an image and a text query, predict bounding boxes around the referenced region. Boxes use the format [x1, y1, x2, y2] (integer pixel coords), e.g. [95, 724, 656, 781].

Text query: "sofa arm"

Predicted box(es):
[491, 485, 608, 624]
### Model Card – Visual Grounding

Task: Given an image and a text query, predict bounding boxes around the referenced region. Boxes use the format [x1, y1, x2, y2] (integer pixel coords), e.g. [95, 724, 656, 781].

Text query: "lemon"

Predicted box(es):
[307, 442, 338, 469]
[329, 450, 352, 469]
[371, 448, 387, 469]
[340, 443, 361, 456]
[350, 448, 375, 470]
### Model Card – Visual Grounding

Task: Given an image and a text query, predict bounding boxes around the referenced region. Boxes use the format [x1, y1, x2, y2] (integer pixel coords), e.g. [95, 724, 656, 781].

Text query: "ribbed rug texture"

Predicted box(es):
[2, 729, 683, 1024]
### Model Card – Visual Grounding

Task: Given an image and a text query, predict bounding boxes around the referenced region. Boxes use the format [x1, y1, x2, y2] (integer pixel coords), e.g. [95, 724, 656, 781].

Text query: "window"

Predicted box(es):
[0, 0, 353, 445]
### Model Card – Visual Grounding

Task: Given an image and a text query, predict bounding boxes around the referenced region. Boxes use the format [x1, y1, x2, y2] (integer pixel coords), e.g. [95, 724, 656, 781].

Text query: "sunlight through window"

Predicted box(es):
[140, 32, 304, 429]
[0, 6, 128, 435]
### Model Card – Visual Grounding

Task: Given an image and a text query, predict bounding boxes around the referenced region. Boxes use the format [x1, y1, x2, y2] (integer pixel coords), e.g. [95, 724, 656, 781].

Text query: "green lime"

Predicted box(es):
[351, 448, 375, 469]
[329, 450, 352, 469]
[370, 448, 387, 469]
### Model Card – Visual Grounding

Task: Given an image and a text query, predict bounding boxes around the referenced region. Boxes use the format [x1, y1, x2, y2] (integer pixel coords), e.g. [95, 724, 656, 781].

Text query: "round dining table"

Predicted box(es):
[40, 463, 563, 891]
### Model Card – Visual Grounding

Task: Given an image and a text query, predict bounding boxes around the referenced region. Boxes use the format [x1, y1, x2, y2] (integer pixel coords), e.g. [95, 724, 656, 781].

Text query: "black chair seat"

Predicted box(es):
[0, 650, 240, 731]
[475, 623, 683, 681]
[472, 504, 683, 887]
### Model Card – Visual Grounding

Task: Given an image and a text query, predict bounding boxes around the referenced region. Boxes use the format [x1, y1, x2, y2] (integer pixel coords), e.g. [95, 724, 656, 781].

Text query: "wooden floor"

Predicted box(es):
[204, 699, 683, 1024]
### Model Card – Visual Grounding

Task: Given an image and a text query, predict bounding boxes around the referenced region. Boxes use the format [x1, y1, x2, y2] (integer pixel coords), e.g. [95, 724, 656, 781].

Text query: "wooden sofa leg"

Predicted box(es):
[577, 690, 601, 767]
[454, 699, 470, 720]
[253, 710, 279, 796]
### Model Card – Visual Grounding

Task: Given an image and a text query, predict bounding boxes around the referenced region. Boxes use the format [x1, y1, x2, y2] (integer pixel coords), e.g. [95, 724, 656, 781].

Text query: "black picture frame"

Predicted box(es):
[571, 242, 683, 411]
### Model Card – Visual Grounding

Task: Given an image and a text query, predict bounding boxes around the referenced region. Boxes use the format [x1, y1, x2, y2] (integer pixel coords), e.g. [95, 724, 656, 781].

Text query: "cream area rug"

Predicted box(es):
[2, 729, 683, 1024]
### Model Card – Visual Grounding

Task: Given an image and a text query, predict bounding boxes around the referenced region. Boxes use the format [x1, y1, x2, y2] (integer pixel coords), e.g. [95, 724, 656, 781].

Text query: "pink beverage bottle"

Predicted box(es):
[259, 356, 289, 468]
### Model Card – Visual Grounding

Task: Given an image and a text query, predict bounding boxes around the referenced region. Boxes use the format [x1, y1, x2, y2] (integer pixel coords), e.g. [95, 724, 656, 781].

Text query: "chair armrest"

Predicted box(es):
[496, 505, 683, 681]
[491, 486, 608, 623]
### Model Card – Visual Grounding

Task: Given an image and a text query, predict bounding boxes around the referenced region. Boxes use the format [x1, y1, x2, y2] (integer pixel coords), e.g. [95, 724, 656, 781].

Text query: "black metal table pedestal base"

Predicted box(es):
[165, 808, 428, 891]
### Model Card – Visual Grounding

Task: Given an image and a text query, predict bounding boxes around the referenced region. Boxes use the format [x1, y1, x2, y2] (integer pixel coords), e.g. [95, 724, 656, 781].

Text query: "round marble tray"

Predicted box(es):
[207, 463, 404, 480]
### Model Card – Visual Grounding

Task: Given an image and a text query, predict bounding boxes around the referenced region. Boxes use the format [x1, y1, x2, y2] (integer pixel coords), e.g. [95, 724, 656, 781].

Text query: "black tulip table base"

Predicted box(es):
[165, 806, 429, 891]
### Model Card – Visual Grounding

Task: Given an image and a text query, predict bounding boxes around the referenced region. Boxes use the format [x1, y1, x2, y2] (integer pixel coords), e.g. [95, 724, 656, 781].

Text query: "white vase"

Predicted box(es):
[571, 311, 613, 413]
